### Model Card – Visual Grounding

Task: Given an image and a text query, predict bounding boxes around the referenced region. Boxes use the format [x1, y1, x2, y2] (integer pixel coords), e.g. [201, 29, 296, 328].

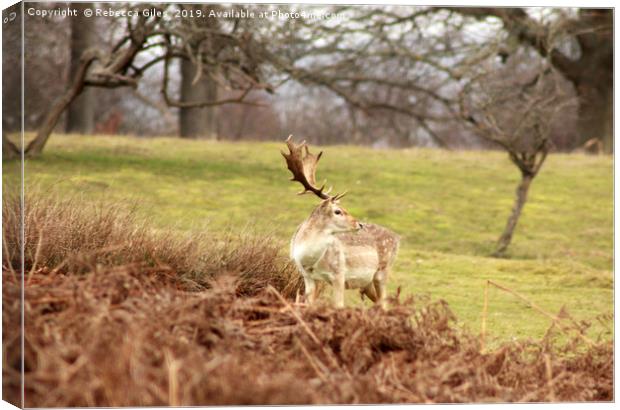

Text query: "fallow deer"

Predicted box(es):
[282, 136, 399, 308]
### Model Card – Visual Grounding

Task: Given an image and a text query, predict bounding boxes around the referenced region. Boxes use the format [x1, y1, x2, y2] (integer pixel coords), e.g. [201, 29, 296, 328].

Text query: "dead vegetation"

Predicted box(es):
[2, 191, 301, 296]
[2, 193, 613, 406]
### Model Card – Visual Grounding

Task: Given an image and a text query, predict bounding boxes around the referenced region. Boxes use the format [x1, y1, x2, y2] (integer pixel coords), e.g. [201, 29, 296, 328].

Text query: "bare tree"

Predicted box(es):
[459, 57, 574, 255]
[25, 3, 273, 156]
[268, 6, 605, 151]
[22, 4, 609, 154]
[451, 8, 613, 152]
[267, 6, 460, 148]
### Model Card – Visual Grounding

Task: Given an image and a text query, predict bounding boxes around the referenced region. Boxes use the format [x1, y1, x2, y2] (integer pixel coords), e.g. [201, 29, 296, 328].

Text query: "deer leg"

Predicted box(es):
[333, 272, 346, 308]
[303, 276, 317, 305]
[373, 270, 388, 309]
[360, 283, 378, 303]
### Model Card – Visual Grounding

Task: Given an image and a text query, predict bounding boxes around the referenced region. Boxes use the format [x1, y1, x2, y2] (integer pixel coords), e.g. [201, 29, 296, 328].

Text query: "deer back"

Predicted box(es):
[336, 223, 400, 273]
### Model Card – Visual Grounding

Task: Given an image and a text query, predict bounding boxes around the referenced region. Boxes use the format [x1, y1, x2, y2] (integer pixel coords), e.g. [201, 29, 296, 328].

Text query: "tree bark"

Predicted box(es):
[575, 79, 613, 152]
[178, 4, 218, 139]
[179, 59, 218, 138]
[494, 173, 533, 256]
[65, 3, 95, 134]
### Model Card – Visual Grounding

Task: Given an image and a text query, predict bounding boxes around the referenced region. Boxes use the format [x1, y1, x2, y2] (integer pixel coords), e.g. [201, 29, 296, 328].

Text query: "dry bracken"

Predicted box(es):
[2, 193, 612, 406]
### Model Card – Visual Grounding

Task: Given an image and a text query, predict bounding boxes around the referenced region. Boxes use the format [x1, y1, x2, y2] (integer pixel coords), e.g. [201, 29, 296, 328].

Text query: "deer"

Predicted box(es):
[282, 136, 400, 309]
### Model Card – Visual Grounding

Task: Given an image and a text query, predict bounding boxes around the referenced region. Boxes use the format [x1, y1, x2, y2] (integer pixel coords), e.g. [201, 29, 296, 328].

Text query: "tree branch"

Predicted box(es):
[449, 7, 582, 82]
[161, 54, 265, 108]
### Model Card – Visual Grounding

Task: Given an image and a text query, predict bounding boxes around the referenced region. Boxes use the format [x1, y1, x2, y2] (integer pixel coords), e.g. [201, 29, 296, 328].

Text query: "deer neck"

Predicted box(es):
[293, 219, 336, 269]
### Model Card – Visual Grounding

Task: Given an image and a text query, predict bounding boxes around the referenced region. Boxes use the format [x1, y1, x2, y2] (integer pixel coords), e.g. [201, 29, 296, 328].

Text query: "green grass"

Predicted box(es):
[4, 134, 613, 345]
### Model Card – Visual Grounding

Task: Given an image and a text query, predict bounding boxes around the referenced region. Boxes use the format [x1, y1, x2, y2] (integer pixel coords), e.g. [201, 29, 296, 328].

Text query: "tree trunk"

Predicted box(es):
[65, 3, 95, 134]
[179, 59, 218, 138]
[494, 173, 534, 256]
[2, 134, 20, 160]
[574, 70, 613, 153]
[178, 4, 218, 139]
[571, 9, 613, 153]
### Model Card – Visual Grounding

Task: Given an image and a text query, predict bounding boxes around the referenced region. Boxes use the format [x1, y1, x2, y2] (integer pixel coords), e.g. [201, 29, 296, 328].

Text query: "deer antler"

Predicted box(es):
[281, 135, 333, 200]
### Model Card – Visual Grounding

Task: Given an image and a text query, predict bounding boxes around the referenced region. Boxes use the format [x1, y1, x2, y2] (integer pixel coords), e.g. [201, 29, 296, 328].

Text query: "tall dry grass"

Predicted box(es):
[2, 191, 302, 296]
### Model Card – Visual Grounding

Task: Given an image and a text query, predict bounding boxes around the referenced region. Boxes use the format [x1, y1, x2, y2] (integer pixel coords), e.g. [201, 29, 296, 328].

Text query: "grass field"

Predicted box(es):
[4, 134, 613, 345]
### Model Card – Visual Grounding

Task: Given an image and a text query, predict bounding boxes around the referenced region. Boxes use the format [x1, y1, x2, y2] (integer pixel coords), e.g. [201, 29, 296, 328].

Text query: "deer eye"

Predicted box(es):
[334, 209, 342, 216]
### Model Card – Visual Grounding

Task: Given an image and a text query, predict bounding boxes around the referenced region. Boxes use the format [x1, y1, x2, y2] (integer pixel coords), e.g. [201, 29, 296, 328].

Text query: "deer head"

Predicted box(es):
[281, 136, 361, 234]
